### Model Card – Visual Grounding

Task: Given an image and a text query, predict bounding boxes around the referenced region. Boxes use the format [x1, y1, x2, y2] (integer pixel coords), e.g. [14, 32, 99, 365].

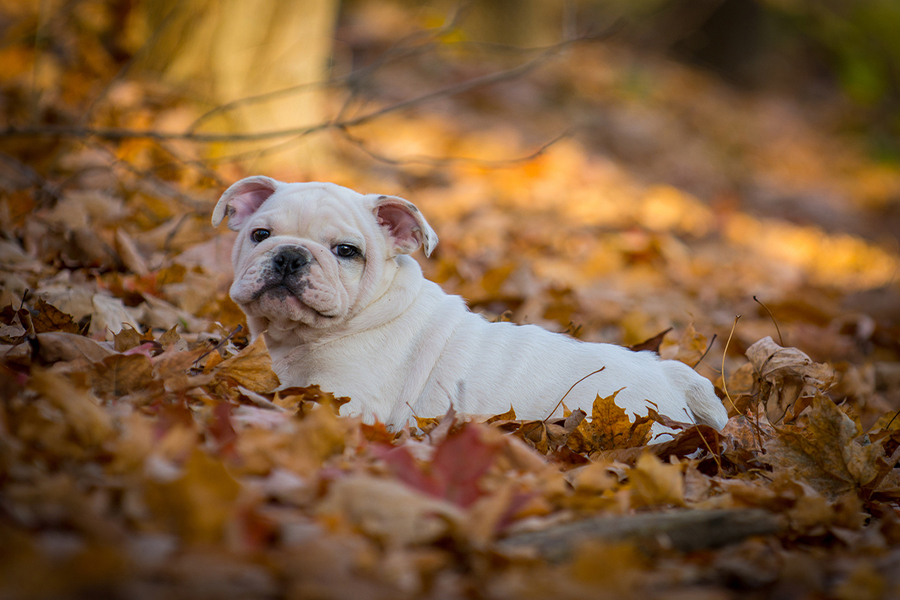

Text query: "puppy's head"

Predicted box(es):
[212, 176, 437, 335]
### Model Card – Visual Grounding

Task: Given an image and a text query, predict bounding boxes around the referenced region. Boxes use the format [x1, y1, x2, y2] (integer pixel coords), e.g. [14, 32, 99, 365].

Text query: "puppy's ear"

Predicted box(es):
[373, 195, 438, 257]
[212, 176, 280, 231]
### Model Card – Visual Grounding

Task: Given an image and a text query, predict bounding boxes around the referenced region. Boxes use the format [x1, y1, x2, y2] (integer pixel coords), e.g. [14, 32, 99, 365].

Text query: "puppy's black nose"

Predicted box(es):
[272, 247, 311, 276]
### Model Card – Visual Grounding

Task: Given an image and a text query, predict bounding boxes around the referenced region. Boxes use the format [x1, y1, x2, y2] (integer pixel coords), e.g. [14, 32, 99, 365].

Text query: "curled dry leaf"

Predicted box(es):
[31, 299, 79, 334]
[628, 327, 671, 354]
[669, 323, 709, 366]
[746, 336, 835, 424]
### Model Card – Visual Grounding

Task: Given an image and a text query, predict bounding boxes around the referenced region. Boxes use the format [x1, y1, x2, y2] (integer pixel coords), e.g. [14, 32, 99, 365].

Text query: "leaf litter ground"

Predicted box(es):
[2, 6, 900, 599]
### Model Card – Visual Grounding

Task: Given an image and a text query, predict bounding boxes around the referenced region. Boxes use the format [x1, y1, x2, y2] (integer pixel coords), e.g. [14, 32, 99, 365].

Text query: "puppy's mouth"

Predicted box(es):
[252, 281, 302, 302]
[252, 282, 337, 319]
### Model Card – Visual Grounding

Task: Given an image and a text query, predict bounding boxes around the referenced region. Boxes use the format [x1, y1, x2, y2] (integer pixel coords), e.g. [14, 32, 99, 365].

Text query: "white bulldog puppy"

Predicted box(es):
[212, 177, 728, 432]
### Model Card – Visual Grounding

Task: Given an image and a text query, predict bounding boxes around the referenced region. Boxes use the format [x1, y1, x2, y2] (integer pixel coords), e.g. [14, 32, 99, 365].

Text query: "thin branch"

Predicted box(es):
[721, 315, 741, 415]
[691, 333, 717, 370]
[0, 34, 593, 145]
[185, 5, 471, 134]
[543, 366, 606, 422]
[339, 126, 570, 167]
[79, 3, 182, 126]
[753, 295, 784, 347]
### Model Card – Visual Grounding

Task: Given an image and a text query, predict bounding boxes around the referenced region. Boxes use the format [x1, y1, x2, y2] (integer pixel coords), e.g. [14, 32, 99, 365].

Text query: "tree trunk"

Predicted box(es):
[132, 0, 339, 170]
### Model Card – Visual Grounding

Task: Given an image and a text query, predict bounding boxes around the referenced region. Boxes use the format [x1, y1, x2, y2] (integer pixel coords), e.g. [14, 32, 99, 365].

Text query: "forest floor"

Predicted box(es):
[2, 5, 900, 599]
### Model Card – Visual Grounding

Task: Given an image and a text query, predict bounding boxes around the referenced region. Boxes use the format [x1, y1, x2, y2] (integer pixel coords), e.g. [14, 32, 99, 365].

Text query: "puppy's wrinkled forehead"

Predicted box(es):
[251, 184, 368, 239]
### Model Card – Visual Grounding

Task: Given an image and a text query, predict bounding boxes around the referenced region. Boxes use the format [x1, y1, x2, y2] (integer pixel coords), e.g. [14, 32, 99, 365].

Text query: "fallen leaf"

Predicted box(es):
[629, 453, 685, 508]
[485, 405, 517, 423]
[31, 331, 115, 364]
[762, 394, 885, 499]
[113, 326, 142, 352]
[213, 335, 280, 393]
[671, 322, 708, 366]
[381, 422, 502, 508]
[316, 475, 463, 546]
[746, 336, 834, 424]
[144, 448, 242, 544]
[567, 392, 652, 454]
[31, 299, 79, 334]
[28, 367, 115, 447]
[628, 327, 671, 354]
[87, 353, 154, 397]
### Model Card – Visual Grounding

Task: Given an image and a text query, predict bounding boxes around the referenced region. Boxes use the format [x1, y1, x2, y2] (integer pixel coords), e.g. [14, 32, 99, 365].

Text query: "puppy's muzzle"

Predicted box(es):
[272, 246, 312, 277]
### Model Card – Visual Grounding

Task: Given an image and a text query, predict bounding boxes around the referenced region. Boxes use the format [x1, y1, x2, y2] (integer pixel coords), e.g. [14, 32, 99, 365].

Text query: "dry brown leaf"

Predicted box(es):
[629, 327, 671, 354]
[88, 353, 155, 397]
[746, 336, 834, 424]
[213, 335, 280, 393]
[485, 405, 517, 424]
[671, 323, 708, 366]
[31, 331, 115, 364]
[113, 326, 142, 352]
[158, 325, 185, 350]
[234, 405, 348, 476]
[762, 394, 885, 499]
[115, 227, 149, 276]
[274, 384, 351, 416]
[28, 367, 115, 446]
[31, 299, 79, 334]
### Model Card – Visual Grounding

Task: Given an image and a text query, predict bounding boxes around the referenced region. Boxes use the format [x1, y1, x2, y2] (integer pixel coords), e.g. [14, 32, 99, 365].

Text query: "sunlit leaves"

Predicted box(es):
[567, 392, 652, 454]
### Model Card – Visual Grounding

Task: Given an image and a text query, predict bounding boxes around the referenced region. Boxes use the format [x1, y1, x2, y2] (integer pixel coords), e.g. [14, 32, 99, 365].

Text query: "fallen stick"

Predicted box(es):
[497, 509, 785, 561]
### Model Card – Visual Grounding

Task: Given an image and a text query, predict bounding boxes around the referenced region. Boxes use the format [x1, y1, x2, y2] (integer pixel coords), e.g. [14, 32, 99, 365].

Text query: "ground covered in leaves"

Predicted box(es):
[3, 3, 900, 599]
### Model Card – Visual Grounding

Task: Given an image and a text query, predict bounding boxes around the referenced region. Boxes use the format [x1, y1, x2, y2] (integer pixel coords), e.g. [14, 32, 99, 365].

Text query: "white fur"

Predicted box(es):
[214, 178, 729, 433]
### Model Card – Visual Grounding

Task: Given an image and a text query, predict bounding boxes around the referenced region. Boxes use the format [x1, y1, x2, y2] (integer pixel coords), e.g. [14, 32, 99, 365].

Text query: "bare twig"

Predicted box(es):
[691, 333, 717, 370]
[339, 126, 570, 167]
[543, 366, 606, 422]
[753, 295, 784, 347]
[721, 315, 741, 415]
[192, 325, 243, 368]
[188, 6, 468, 134]
[79, 3, 182, 126]
[1, 34, 592, 146]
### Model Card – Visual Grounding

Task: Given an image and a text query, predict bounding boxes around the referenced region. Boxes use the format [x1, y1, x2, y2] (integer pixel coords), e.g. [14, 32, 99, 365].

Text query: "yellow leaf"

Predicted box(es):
[485, 405, 517, 424]
[629, 453, 685, 508]
[568, 392, 652, 454]
[144, 448, 241, 544]
[213, 335, 280, 393]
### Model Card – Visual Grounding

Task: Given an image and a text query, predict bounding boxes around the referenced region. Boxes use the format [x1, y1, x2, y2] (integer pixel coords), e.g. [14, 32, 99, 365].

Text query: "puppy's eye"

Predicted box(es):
[251, 229, 271, 243]
[334, 244, 360, 258]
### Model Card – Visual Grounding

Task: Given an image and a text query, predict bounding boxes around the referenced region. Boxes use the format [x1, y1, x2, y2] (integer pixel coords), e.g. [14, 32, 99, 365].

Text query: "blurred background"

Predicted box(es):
[1, 0, 899, 378]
